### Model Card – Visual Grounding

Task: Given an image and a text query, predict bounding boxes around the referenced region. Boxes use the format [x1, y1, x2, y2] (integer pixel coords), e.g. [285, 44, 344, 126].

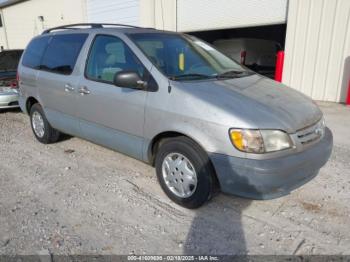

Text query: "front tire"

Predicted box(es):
[30, 103, 60, 144]
[155, 136, 215, 209]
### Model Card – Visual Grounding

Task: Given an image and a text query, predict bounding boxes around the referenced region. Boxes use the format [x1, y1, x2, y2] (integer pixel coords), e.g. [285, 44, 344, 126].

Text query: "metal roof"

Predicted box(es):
[0, 0, 28, 9]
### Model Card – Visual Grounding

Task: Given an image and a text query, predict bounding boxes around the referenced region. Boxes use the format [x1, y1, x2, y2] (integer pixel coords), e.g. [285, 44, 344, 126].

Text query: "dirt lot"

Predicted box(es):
[0, 102, 349, 255]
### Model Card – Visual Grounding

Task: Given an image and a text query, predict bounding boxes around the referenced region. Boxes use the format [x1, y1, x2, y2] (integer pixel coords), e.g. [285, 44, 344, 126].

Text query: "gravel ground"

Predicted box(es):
[0, 102, 349, 255]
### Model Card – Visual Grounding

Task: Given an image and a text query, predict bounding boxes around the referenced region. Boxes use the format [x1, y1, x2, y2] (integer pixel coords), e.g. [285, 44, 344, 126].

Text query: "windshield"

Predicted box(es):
[128, 33, 249, 80]
[0, 50, 23, 72]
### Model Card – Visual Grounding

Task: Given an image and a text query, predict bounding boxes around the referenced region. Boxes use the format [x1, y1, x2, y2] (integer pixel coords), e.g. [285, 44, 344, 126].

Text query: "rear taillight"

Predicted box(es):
[11, 72, 20, 89]
[240, 50, 247, 65]
[10, 79, 18, 89]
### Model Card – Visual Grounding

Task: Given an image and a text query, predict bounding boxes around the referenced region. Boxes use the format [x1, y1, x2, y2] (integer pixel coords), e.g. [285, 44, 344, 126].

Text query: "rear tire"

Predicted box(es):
[155, 136, 215, 209]
[30, 103, 60, 144]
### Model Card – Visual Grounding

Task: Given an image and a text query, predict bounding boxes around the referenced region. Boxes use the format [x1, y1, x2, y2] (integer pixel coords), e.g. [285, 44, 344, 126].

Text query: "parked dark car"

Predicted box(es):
[0, 49, 23, 109]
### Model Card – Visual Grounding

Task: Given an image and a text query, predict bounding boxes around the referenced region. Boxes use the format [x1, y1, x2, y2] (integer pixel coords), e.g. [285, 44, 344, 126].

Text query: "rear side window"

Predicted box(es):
[22, 36, 50, 69]
[41, 34, 88, 75]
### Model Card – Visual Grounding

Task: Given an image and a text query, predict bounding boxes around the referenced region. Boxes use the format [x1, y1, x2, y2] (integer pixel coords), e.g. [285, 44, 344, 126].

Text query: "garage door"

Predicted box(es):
[177, 0, 288, 32]
[86, 0, 140, 26]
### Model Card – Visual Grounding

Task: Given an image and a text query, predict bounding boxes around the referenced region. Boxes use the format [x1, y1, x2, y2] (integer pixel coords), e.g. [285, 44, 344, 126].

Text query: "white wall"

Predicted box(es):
[0, 10, 7, 49]
[0, 28, 7, 49]
[87, 0, 140, 26]
[1, 0, 87, 49]
[283, 0, 350, 103]
[177, 0, 288, 32]
[140, 0, 176, 31]
[140, 0, 287, 32]
[0, 10, 8, 49]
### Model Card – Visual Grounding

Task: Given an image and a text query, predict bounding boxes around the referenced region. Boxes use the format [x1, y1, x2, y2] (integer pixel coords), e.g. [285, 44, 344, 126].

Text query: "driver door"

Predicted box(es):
[76, 34, 147, 160]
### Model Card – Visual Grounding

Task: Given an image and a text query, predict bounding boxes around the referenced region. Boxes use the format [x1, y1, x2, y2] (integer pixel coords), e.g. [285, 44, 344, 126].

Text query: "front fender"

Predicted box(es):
[142, 112, 232, 162]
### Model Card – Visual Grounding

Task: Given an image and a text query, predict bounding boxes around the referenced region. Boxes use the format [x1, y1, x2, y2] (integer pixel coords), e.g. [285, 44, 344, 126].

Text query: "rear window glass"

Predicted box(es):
[0, 50, 23, 71]
[41, 34, 88, 75]
[22, 36, 50, 69]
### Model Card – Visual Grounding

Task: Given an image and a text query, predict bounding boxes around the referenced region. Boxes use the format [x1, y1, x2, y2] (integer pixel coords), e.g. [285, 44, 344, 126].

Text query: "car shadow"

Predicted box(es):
[59, 133, 73, 142]
[184, 197, 251, 255]
[183, 156, 257, 255]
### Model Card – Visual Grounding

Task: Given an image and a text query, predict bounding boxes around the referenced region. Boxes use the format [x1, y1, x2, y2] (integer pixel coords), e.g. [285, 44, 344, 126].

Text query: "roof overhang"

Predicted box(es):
[0, 0, 28, 9]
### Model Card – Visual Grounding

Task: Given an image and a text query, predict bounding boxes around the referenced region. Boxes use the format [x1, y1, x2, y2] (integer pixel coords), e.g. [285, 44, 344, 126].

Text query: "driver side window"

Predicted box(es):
[86, 35, 144, 83]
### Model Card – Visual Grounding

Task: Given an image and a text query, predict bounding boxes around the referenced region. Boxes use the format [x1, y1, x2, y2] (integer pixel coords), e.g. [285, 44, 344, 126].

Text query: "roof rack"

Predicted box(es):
[42, 23, 143, 34]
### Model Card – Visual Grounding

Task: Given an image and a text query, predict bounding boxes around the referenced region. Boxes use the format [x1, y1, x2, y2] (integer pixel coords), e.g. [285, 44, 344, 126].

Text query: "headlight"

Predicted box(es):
[230, 129, 293, 153]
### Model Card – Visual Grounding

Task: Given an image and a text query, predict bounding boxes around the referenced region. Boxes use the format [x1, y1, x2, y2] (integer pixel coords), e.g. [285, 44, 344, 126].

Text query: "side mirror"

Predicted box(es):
[113, 71, 147, 90]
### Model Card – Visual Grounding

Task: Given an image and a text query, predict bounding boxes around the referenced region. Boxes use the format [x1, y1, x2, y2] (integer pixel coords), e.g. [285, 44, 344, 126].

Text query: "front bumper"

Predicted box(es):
[0, 91, 19, 109]
[210, 128, 333, 200]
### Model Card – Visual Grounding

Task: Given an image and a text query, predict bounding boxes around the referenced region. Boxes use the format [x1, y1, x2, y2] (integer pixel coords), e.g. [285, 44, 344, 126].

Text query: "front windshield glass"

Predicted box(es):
[0, 51, 23, 72]
[128, 33, 248, 80]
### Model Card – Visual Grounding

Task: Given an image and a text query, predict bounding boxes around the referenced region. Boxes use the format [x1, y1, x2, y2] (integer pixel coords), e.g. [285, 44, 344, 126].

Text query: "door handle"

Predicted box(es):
[64, 84, 75, 92]
[78, 86, 91, 95]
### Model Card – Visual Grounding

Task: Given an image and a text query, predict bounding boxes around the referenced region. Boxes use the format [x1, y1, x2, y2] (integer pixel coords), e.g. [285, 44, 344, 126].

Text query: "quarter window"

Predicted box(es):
[40, 34, 88, 75]
[22, 36, 50, 69]
[86, 35, 144, 83]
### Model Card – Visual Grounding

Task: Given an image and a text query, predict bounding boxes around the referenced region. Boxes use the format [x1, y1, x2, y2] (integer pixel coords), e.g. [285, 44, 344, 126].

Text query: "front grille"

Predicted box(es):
[297, 119, 325, 146]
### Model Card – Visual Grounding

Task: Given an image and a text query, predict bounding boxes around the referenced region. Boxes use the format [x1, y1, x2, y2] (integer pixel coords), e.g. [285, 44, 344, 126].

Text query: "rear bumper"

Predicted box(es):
[0, 92, 19, 109]
[19, 96, 27, 114]
[210, 128, 333, 200]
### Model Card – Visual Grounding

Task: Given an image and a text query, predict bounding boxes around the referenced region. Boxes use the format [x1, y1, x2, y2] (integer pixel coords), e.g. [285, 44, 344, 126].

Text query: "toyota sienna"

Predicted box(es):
[18, 24, 333, 208]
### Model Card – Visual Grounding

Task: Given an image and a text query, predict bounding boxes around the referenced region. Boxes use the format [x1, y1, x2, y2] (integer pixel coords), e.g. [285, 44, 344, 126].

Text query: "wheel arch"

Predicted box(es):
[25, 97, 39, 114]
[147, 130, 211, 166]
[148, 131, 186, 165]
[148, 130, 221, 191]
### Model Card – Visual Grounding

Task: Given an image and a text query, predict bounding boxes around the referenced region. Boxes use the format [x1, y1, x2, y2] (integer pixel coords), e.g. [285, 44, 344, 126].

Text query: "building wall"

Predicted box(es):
[0, 28, 7, 49]
[86, 0, 140, 26]
[139, 0, 287, 32]
[1, 0, 87, 49]
[0, 10, 9, 49]
[177, 0, 288, 32]
[283, 0, 350, 103]
[140, 0, 176, 31]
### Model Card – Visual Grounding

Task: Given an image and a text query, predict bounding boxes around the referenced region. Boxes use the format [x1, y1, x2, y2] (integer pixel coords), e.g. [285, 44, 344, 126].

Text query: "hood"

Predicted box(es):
[177, 74, 322, 133]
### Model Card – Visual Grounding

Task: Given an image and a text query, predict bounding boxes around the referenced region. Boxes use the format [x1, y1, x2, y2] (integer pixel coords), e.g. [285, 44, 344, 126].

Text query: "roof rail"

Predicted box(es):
[42, 23, 143, 34]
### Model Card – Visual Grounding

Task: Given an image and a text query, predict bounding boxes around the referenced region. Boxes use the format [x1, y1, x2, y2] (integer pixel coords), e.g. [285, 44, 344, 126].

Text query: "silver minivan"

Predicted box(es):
[18, 24, 333, 208]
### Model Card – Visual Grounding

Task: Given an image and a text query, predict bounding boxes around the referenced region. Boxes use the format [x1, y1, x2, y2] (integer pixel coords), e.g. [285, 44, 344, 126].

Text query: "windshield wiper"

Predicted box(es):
[216, 70, 252, 79]
[170, 73, 215, 80]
